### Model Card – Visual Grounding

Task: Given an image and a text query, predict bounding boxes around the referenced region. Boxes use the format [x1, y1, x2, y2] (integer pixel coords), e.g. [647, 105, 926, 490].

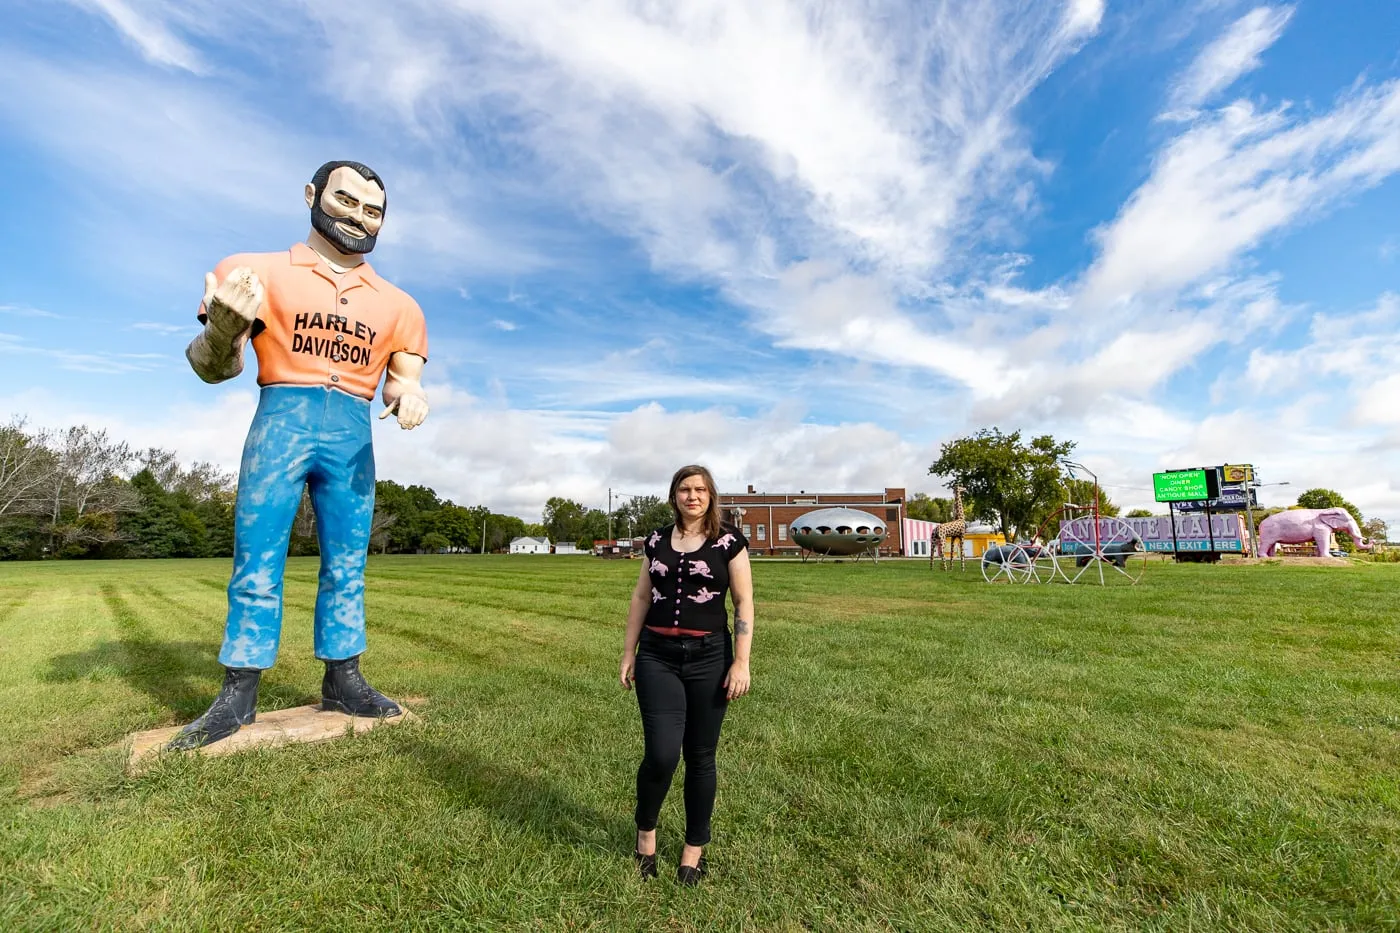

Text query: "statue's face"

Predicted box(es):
[307, 166, 385, 254]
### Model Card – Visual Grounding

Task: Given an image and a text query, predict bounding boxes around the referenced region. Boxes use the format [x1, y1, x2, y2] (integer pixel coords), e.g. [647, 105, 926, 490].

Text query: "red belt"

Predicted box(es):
[645, 625, 713, 637]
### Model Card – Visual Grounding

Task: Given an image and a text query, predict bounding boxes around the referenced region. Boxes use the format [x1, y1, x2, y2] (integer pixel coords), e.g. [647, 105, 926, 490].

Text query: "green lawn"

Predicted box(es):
[1, 556, 1397, 931]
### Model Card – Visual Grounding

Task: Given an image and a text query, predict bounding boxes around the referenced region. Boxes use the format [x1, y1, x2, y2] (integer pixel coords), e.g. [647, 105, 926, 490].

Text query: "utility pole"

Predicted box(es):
[608, 487, 613, 544]
[481, 517, 488, 555]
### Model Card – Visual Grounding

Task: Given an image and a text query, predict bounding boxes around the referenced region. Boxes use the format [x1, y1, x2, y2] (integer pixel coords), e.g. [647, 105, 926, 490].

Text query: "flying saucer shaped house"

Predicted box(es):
[789, 507, 886, 557]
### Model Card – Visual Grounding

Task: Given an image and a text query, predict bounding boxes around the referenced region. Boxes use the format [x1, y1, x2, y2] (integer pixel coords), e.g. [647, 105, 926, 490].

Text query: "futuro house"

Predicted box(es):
[789, 507, 886, 557]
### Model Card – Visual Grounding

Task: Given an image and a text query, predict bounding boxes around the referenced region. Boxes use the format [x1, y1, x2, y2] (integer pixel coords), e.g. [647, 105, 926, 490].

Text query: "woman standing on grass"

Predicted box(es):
[620, 464, 754, 885]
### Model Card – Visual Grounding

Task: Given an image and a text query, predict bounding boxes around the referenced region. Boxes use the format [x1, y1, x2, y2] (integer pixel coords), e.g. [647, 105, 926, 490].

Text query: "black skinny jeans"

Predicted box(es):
[634, 627, 732, 847]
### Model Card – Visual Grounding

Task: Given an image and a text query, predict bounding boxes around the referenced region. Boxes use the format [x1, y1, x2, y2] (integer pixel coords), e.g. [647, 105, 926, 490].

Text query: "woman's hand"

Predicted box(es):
[722, 660, 750, 700]
[620, 653, 636, 690]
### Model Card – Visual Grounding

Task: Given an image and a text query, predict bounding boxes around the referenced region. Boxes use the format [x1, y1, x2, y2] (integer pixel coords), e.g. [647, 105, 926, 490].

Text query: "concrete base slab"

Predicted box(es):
[127, 702, 420, 770]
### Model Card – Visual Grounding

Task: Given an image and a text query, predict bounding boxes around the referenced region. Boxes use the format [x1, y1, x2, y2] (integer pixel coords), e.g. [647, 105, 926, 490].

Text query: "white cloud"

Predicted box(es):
[0, 52, 308, 220]
[302, 0, 1100, 287]
[69, 0, 206, 73]
[0, 333, 170, 375]
[0, 386, 259, 470]
[0, 47, 545, 285]
[51, 352, 169, 375]
[1164, 5, 1293, 119]
[1243, 292, 1400, 410]
[343, 388, 939, 519]
[490, 319, 518, 331]
[0, 304, 60, 319]
[1048, 292, 1400, 520]
[1082, 79, 1400, 309]
[131, 322, 201, 337]
[1062, 0, 1106, 39]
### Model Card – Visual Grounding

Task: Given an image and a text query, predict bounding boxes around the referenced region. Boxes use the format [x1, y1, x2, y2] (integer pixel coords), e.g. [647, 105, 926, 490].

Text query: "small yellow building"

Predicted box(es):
[902, 519, 1006, 558]
[963, 522, 1007, 558]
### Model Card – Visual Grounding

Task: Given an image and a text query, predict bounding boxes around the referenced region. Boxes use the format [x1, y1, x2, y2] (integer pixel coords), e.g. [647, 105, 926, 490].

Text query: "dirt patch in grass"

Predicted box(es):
[1228, 557, 1355, 567]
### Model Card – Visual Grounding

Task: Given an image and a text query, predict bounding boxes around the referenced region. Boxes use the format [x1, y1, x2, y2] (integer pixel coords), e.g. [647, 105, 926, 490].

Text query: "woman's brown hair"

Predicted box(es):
[668, 464, 723, 541]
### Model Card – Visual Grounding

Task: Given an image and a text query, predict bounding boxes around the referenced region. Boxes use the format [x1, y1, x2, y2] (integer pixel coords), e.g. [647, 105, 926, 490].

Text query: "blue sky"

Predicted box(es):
[1, 0, 1397, 524]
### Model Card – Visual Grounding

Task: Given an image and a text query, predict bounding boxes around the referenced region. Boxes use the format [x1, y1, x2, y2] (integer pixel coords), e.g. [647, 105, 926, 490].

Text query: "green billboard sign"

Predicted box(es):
[1153, 469, 1211, 502]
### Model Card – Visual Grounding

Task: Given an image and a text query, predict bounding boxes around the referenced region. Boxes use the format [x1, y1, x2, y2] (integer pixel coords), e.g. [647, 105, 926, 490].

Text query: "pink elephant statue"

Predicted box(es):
[1257, 507, 1371, 557]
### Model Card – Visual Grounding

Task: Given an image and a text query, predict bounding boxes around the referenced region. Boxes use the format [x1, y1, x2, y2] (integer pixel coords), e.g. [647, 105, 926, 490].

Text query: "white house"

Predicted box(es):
[553, 542, 582, 555]
[509, 536, 551, 555]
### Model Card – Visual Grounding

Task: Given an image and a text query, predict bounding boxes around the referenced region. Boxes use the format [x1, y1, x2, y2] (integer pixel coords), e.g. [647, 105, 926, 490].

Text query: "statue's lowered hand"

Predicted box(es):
[379, 394, 428, 430]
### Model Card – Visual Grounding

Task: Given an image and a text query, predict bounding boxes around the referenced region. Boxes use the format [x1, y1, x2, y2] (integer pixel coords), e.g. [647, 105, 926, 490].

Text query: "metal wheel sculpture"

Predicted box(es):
[973, 459, 1149, 587]
[1049, 512, 1147, 585]
[981, 543, 1043, 584]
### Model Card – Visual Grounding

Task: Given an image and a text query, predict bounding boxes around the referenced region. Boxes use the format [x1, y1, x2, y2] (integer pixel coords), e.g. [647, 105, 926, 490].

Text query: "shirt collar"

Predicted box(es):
[289, 242, 381, 291]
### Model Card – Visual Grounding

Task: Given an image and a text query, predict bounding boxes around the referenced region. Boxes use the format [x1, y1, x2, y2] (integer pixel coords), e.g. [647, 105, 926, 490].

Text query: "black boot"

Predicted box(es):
[166, 667, 261, 751]
[321, 655, 402, 718]
[677, 855, 708, 886]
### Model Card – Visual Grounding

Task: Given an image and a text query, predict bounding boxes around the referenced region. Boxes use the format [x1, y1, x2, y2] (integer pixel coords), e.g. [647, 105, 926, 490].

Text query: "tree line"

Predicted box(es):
[0, 417, 677, 561]
[6, 415, 1379, 560]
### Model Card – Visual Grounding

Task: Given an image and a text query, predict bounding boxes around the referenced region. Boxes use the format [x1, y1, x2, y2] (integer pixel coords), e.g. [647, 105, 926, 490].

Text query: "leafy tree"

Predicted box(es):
[421, 532, 450, 553]
[375, 480, 444, 553]
[613, 495, 674, 538]
[907, 493, 954, 523]
[403, 484, 443, 514]
[543, 497, 587, 545]
[1126, 508, 1154, 518]
[37, 426, 140, 554]
[0, 515, 43, 560]
[1294, 488, 1362, 524]
[121, 469, 198, 558]
[1363, 517, 1388, 547]
[928, 428, 1075, 542]
[637, 498, 674, 534]
[135, 447, 235, 501]
[0, 416, 54, 518]
[578, 508, 610, 548]
[484, 512, 526, 552]
[430, 504, 476, 551]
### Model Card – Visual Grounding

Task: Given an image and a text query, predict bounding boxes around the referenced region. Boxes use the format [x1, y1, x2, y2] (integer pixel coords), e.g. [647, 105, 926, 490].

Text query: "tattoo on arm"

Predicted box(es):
[735, 618, 751, 635]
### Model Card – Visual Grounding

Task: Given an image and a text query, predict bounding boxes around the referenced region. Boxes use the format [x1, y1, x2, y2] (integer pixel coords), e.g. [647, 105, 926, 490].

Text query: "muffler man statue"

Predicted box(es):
[169, 160, 428, 750]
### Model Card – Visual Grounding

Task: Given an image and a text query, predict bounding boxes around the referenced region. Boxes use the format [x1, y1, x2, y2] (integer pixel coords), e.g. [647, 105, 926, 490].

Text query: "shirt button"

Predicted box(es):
[330, 374, 340, 383]
[340, 297, 349, 305]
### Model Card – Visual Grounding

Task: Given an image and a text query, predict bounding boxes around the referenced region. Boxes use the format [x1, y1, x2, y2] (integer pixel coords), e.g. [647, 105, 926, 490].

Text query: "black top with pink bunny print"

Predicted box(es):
[642, 523, 750, 633]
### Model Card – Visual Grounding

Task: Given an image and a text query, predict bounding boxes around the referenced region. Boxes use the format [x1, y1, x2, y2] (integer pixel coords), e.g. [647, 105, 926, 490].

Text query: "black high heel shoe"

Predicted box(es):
[676, 854, 708, 886]
[635, 832, 658, 880]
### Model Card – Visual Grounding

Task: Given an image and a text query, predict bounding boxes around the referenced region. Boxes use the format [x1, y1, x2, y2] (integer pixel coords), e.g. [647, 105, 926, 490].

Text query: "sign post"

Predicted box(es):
[1154, 468, 1222, 561]
[1168, 501, 1180, 561]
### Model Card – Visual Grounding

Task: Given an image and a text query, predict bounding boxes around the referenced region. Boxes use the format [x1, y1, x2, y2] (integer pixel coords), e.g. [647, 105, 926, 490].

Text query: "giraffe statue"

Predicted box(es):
[934, 486, 968, 570]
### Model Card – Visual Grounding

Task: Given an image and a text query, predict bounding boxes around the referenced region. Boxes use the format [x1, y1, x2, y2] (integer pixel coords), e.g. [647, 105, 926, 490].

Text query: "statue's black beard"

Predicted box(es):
[312, 202, 377, 255]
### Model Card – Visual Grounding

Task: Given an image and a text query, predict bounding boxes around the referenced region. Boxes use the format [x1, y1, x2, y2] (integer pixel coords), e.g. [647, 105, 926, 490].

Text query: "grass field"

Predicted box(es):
[1, 555, 1397, 931]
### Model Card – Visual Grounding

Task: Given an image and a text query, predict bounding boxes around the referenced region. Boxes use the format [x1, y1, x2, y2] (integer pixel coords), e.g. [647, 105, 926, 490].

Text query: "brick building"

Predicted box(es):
[718, 486, 907, 556]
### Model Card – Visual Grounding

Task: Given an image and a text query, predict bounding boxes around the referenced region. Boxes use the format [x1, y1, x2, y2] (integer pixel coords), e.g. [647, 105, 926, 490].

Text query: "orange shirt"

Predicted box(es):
[197, 243, 428, 401]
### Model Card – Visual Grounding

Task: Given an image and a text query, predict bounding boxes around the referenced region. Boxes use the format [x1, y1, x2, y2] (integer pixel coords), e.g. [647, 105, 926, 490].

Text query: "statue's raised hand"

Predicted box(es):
[203, 267, 264, 337]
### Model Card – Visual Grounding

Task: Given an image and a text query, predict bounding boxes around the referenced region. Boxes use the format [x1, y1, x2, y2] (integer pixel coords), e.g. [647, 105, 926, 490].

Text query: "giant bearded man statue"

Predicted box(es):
[169, 160, 428, 751]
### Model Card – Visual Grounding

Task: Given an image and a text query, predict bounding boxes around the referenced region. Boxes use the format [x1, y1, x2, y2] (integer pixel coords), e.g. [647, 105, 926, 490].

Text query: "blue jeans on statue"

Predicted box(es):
[218, 384, 376, 671]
